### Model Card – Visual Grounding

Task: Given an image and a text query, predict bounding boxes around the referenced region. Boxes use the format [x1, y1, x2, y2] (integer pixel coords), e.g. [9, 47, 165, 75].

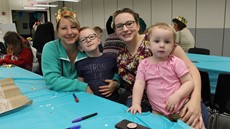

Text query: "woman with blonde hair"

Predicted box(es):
[42, 7, 118, 95]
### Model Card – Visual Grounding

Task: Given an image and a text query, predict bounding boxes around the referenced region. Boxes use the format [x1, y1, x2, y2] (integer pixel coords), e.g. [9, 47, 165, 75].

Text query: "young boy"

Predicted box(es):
[77, 27, 119, 101]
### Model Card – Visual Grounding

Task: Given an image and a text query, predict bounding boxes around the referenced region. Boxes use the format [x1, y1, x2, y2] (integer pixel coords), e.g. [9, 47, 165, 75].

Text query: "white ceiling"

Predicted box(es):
[34, 0, 81, 3]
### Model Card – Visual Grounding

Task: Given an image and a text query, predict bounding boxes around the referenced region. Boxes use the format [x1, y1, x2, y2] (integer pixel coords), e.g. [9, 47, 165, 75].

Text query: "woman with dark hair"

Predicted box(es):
[112, 8, 206, 129]
[0, 31, 33, 71]
[33, 22, 55, 53]
[33, 19, 42, 31]
[172, 16, 195, 52]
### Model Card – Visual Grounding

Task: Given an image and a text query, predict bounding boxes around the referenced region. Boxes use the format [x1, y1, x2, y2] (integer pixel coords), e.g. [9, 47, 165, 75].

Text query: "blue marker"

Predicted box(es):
[72, 112, 98, 123]
[66, 124, 81, 129]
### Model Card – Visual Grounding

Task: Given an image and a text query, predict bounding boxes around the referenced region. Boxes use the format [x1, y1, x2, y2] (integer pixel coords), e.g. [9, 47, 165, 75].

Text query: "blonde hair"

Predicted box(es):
[79, 26, 96, 33]
[147, 23, 176, 41]
[56, 15, 80, 31]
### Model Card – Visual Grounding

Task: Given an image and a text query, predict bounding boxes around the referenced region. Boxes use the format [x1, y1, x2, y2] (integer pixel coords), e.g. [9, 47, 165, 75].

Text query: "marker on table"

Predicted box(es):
[73, 93, 79, 102]
[66, 124, 81, 129]
[72, 112, 98, 123]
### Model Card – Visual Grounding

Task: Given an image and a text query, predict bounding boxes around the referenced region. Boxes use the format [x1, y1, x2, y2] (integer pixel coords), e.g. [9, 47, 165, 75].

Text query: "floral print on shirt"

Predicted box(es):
[117, 38, 152, 91]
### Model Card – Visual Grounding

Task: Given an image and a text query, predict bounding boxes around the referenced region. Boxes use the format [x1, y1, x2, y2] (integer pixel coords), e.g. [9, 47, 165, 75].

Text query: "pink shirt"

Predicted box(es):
[136, 55, 189, 115]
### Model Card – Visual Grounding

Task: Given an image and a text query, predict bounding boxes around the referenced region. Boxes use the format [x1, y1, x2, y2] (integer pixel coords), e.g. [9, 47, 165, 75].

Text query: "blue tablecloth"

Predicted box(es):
[187, 53, 230, 94]
[0, 66, 190, 129]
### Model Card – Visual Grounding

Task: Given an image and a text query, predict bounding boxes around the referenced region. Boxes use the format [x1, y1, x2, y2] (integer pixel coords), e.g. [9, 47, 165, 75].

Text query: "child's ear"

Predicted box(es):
[97, 37, 101, 44]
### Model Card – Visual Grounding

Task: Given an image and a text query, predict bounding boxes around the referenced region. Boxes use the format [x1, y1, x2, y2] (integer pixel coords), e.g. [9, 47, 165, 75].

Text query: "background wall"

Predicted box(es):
[0, 0, 229, 56]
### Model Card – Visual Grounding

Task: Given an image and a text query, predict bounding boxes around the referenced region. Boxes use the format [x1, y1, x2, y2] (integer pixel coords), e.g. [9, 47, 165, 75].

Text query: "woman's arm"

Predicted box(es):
[166, 72, 194, 113]
[99, 79, 118, 97]
[78, 77, 93, 94]
[99, 54, 119, 97]
[172, 45, 202, 127]
[42, 42, 88, 92]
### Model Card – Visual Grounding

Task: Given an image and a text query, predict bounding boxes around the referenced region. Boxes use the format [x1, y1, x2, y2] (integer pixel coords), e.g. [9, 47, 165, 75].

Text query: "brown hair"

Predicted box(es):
[79, 26, 96, 33]
[172, 19, 186, 30]
[3, 31, 28, 55]
[112, 8, 140, 29]
[93, 26, 103, 33]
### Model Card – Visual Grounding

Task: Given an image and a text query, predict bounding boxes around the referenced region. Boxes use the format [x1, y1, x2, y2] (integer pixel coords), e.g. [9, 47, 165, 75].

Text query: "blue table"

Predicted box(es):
[0, 66, 190, 129]
[187, 53, 230, 94]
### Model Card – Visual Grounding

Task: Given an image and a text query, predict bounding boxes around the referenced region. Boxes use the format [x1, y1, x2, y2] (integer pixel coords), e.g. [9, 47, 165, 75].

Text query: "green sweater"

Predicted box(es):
[42, 39, 88, 92]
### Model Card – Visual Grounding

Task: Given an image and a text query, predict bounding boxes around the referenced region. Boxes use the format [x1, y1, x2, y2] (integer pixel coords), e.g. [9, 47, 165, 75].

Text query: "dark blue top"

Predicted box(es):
[76, 53, 118, 101]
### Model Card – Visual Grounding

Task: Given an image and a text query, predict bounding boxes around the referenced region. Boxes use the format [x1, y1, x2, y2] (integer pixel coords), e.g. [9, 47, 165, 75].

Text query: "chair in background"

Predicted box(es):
[36, 52, 42, 76]
[188, 47, 210, 55]
[199, 70, 212, 107]
[214, 73, 230, 114]
[33, 22, 54, 53]
[0, 42, 6, 54]
[209, 73, 230, 129]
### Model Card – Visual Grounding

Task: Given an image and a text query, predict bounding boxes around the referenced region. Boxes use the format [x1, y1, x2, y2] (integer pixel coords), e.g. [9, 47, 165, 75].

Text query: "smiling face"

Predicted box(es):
[57, 16, 80, 46]
[114, 12, 140, 44]
[148, 24, 176, 61]
[79, 27, 101, 54]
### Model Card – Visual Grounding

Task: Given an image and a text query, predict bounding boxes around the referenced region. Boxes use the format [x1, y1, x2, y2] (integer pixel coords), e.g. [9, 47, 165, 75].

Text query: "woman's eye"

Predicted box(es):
[61, 27, 67, 30]
[71, 26, 77, 29]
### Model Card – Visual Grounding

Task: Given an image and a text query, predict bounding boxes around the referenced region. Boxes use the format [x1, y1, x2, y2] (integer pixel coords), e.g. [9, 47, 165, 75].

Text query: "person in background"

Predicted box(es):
[113, 8, 206, 128]
[0, 31, 33, 71]
[103, 33, 125, 56]
[128, 23, 201, 128]
[104, 15, 124, 56]
[138, 17, 146, 34]
[33, 19, 42, 31]
[33, 21, 55, 53]
[93, 26, 103, 52]
[106, 15, 115, 35]
[172, 16, 195, 52]
[77, 27, 119, 101]
[33, 22, 55, 75]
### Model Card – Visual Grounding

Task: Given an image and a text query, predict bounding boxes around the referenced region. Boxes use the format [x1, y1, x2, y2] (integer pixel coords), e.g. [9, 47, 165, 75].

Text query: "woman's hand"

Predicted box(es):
[99, 79, 118, 97]
[180, 99, 204, 128]
[6, 46, 13, 55]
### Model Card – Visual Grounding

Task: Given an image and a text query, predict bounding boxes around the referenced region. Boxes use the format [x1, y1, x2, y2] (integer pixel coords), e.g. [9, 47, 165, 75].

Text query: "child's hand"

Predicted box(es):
[166, 94, 180, 113]
[6, 46, 13, 55]
[127, 104, 142, 114]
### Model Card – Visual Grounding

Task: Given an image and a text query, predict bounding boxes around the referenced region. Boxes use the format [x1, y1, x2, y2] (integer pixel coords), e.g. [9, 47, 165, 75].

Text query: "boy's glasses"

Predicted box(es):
[114, 20, 135, 31]
[79, 34, 97, 44]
